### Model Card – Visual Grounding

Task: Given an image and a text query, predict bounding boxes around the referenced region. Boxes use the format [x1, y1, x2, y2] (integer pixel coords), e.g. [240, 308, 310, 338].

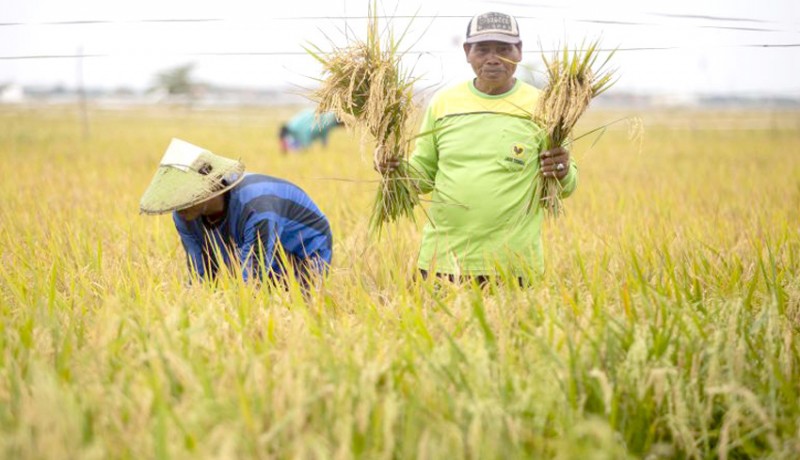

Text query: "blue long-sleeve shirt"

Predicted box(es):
[173, 173, 333, 282]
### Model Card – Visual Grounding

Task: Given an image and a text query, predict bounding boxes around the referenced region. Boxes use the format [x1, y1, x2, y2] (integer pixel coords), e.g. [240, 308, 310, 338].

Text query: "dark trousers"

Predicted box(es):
[418, 269, 526, 288]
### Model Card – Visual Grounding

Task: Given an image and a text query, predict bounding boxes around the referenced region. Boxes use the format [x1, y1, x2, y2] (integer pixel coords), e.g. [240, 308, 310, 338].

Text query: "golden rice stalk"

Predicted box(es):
[306, 2, 419, 234]
[533, 38, 616, 216]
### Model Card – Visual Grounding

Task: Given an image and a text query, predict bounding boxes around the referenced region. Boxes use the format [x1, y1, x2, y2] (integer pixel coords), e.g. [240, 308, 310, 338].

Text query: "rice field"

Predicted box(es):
[0, 104, 798, 459]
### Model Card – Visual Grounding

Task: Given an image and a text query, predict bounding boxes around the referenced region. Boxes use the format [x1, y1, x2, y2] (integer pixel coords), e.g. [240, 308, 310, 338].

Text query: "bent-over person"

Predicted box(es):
[140, 138, 333, 287]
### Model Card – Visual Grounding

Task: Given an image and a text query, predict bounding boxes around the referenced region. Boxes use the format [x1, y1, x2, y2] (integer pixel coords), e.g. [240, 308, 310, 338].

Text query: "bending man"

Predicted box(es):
[140, 138, 333, 286]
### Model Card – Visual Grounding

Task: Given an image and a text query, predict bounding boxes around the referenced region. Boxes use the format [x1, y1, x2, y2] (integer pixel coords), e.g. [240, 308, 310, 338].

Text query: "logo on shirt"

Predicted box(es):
[501, 142, 527, 166]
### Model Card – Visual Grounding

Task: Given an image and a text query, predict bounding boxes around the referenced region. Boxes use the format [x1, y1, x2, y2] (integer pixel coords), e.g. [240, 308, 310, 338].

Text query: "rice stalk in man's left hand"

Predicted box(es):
[533, 38, 617, 216]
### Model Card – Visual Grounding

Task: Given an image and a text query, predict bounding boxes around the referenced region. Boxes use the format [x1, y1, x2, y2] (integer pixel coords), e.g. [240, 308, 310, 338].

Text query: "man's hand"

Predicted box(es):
[373, 146, 401, 175]
[539, 146, 570, 180]
[374, 158, 401, 175]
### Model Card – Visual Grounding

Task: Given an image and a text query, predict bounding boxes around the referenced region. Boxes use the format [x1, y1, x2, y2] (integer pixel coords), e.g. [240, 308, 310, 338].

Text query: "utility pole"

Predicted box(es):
[77, 45, 90, 139]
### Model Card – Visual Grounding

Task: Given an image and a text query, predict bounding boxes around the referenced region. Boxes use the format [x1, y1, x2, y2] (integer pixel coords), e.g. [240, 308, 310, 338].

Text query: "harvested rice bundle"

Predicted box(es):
[533, 39, 616, 216]
[307, 5, 419, 234]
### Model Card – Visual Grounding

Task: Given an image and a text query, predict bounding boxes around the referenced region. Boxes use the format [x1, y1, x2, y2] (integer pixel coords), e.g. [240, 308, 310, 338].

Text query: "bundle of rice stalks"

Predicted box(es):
[533, 39, 616, 216]
[306, 3, 420, 234]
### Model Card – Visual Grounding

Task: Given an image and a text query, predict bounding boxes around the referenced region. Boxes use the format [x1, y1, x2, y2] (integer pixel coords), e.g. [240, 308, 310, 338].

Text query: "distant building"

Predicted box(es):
[652, 93, 700, 108]
[0, 83, 25, 103]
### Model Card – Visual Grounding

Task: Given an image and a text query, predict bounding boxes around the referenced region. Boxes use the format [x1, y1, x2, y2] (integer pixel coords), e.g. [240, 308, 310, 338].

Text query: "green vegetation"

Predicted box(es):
[0, 106, 798, 458]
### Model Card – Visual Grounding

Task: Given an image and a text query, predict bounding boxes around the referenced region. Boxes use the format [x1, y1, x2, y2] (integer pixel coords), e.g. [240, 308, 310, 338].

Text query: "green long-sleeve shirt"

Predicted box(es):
[408, 79, 578, 278]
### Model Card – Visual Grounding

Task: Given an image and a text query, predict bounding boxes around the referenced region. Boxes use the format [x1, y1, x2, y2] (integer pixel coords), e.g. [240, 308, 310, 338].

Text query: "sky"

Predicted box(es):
[2, 0, 799, 97]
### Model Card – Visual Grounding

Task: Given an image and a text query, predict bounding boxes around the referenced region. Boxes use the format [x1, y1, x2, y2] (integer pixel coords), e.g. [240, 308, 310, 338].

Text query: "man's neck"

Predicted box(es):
[474, 78, 516, 96]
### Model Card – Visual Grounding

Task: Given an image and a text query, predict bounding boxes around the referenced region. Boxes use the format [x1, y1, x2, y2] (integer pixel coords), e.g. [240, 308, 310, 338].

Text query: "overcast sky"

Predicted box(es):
[2, 0, 799, 97]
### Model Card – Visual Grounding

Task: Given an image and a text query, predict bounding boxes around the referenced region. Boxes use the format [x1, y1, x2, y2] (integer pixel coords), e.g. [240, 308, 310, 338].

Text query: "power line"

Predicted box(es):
[2, 43, 800, 61]
[650, 12, 775, 23]
[0, 15, 798, 34]
[571, 19, 783, 33]
[0, 18, 223, 26]
[1, 53, 110, 60]
[489, 1, 797, 27]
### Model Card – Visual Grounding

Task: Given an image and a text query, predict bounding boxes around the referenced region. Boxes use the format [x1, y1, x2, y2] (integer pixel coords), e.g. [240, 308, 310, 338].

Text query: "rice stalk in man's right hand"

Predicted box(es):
[306, 3, 420, 235]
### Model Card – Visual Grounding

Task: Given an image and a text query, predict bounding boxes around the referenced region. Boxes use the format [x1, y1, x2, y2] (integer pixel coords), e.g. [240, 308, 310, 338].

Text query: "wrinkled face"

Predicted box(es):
[463, 41, 522, 94]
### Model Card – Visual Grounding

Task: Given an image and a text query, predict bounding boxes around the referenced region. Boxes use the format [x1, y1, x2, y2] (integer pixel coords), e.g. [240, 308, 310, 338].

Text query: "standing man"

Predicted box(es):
[279, 108, 343, 153]
[380, 12, 577, 285]
[140, 138, 333, 286]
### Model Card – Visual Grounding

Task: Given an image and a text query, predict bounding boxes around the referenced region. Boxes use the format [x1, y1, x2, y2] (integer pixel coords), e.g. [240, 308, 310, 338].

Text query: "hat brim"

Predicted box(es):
[465, 34, 521, 45]
[139, 165, 246, 215]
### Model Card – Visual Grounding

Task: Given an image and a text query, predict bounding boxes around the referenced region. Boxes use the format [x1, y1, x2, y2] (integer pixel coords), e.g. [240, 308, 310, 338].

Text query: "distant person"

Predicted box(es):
[140, 138, 333, 287]
[279, 108, 343, 153]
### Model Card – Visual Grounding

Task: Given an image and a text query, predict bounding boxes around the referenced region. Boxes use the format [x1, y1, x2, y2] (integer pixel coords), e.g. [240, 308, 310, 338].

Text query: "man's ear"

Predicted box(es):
[463, 43, 471, 61]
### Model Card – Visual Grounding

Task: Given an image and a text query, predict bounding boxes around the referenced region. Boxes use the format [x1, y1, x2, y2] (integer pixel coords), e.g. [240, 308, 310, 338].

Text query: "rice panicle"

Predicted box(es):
[533, 38, 617, 216]
[308, 4, 420, 234]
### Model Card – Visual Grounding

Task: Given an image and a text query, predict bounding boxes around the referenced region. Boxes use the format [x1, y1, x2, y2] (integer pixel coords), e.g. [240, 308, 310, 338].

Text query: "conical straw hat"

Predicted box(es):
[139, 138, 246, 215]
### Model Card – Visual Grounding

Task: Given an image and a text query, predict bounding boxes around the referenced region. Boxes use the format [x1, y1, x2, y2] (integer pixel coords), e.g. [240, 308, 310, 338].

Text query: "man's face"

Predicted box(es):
[463, 41, 522, 93]
[176, 201, 208, 221]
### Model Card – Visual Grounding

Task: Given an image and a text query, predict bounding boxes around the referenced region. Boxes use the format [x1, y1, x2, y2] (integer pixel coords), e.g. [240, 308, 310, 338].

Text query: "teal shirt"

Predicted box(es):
[285, 109, 339, 149]
[408, 79, 578, 277]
